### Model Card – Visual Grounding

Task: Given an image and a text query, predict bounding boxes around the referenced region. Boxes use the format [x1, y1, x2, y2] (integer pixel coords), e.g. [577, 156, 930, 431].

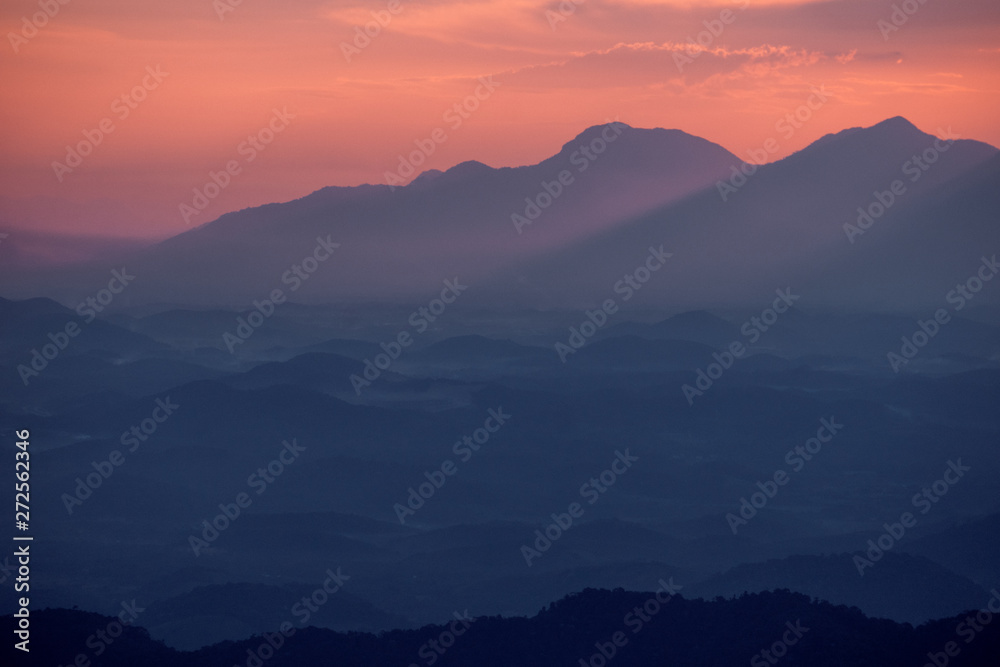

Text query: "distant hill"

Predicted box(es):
[904, 513, 1000, 590]
[7, 118, 995, 311]
[2, 123, 740, 306]
[10, 589, 1000, 666]
[686, 552, 989, 625]
[485, 117, 999, 311]
[141, 581, 411, 650]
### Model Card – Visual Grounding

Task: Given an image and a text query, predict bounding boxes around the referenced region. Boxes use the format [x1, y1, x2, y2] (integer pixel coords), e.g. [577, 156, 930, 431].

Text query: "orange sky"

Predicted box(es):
[1, 0, 998, 240]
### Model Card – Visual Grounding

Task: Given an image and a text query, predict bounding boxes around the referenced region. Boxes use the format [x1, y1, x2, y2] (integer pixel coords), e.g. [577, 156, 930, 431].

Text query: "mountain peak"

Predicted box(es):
[560, 123, 693, 153]
[794, 116, 937, 159]
[444, 160, 493, 177]
[409, 160, 493, 188]
[409, 168, 444, 187]
[573, 121, 634, 141]
[873, 115, 921, 132]
[866, 115, 929, 142]
[547, 123, 736, 170]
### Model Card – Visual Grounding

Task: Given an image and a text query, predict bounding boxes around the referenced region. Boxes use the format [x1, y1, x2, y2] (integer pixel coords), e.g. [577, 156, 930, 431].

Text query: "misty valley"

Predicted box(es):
[2, 117, 999, 665]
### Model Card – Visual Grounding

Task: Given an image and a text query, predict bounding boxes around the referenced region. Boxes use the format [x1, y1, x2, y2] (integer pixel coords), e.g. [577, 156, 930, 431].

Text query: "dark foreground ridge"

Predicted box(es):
[6, 589, 1000, 666]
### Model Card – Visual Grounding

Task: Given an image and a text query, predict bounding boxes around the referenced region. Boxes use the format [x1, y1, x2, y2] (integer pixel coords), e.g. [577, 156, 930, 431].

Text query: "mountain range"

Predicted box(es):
[3, 117, 996, 312]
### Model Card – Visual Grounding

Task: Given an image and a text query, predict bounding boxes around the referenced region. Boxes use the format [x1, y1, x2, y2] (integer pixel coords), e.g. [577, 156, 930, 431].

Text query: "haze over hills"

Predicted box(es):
[3, 118, 996, 312]
[8, 0, 1000, 660]
[486, 117, 999, 311]
[3, 281, 1000, 650]
[3, 117, 999, 660]
[10, 590, 1000, 667]
[0, 123, 741, 305]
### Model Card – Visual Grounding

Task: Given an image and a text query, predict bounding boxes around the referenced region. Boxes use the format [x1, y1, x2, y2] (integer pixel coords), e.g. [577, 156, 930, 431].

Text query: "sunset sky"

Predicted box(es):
[1, 0, 998, 241]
